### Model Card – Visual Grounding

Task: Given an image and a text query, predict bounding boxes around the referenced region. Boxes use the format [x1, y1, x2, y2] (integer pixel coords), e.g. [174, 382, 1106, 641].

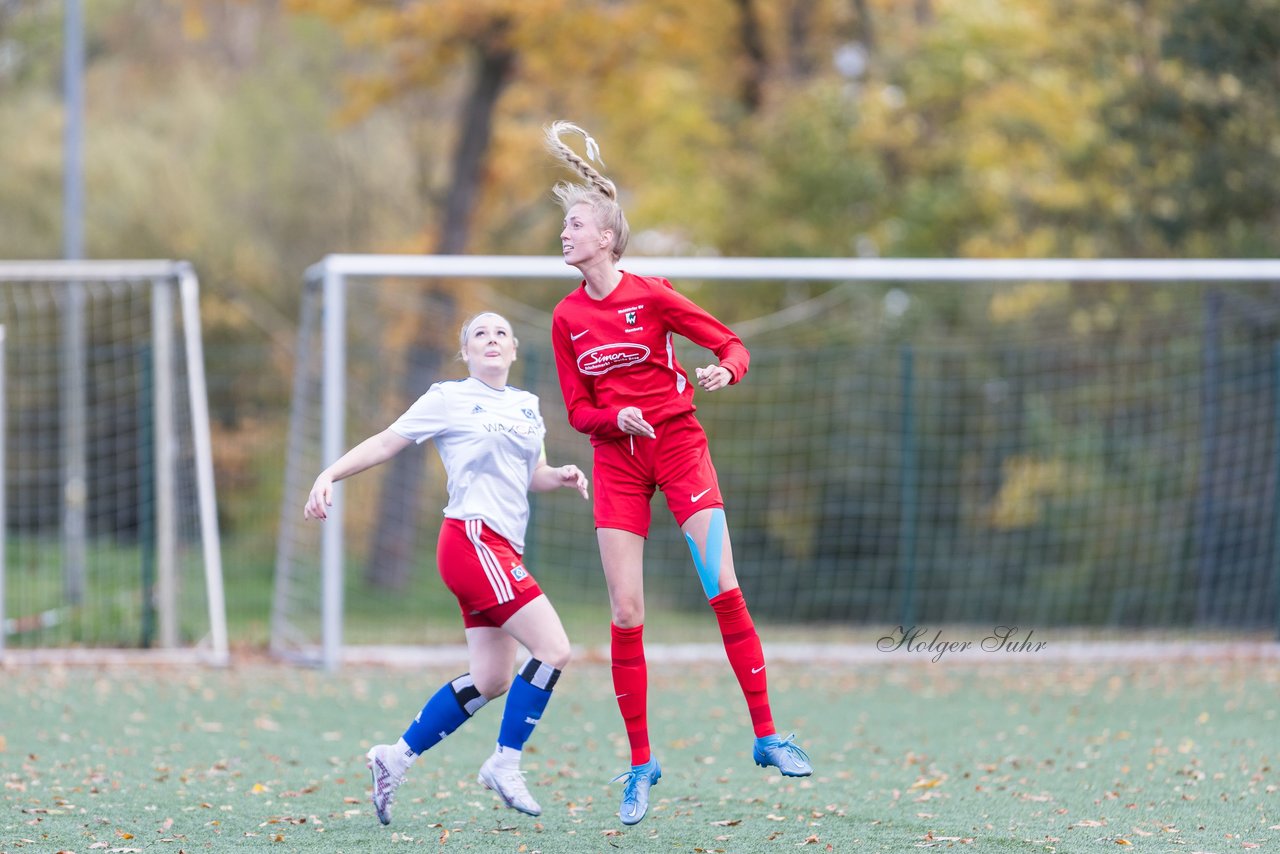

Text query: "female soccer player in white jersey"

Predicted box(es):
[543, 122, 812, 827]
[303, 312, 588, 825]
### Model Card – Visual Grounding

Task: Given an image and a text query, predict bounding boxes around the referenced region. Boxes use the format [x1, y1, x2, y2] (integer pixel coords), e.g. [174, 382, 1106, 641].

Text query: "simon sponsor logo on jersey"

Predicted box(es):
[577, 343, 650, 375]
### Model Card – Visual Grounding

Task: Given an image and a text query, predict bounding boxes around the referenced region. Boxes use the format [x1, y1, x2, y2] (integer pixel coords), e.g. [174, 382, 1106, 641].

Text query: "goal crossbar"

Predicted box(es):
[308, 254, 1280, 283]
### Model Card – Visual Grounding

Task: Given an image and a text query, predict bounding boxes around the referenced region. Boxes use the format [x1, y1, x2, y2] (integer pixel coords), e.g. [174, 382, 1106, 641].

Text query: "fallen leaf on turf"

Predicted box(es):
[800, 835, 820, 845]
[1115, 840, 1131, 845]
[767, 814, 788, 821]
[711, 819, 741, 826]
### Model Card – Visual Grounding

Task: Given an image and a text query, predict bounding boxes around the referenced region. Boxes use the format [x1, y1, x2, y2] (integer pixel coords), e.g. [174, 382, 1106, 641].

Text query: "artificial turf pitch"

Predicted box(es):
[2, 656, 1276, 852]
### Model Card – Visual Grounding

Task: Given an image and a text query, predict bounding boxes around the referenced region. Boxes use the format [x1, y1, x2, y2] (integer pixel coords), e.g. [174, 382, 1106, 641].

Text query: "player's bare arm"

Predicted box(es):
[303, 428, 413, 520]
[530, 462, 590, 499]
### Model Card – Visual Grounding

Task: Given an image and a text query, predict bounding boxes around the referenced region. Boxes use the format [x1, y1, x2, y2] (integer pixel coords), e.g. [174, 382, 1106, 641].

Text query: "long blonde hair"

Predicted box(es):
[543, 121, 630, 262]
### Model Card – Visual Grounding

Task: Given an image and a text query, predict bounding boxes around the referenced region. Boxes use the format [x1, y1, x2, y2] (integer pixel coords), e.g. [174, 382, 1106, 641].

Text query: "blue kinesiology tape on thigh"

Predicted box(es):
[684, 508, 726, 600]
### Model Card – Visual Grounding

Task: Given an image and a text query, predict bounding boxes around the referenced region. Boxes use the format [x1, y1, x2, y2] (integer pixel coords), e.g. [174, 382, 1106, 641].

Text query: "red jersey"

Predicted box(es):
[551, 271, 750, 444]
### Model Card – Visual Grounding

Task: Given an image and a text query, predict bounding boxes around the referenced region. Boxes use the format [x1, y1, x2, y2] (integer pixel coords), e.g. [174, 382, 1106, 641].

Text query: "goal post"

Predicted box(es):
[276, 255, 1280, 671]
[0, 260, 227, 665]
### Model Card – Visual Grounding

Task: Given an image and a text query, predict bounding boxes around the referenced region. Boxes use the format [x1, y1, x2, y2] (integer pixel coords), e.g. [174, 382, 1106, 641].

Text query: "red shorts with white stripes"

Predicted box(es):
[437, 518, 543, 629]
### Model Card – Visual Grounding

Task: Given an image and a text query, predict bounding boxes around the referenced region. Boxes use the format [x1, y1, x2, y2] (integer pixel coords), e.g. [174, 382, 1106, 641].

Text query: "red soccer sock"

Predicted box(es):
[710, 587, 775, 737]
[610, 623, 650, 766]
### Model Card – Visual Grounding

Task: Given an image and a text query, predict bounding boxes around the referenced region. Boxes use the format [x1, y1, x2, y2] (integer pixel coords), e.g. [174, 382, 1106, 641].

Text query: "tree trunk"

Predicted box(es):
[787, 0, 815, 78]
[365, 26, 515, 590]
[734, 0, 767, 113]
[850, 0, 876, 54]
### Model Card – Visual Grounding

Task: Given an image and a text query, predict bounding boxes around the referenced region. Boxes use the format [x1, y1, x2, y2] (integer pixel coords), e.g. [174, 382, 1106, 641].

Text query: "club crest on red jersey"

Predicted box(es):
[617, 303, 643, 326]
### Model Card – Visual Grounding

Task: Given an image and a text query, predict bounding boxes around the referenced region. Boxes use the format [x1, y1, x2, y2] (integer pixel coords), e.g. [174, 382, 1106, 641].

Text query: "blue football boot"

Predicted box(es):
[753, 733, 812, 777]
[612, 757, 662, 825]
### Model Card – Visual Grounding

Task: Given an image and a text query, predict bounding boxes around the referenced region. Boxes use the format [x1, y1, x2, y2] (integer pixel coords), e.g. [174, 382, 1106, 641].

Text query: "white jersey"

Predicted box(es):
[388, 377, 546, 552]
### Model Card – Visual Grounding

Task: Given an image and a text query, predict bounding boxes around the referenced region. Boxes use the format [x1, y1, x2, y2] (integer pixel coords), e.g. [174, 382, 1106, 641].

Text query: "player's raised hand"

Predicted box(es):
[695, 365, 732, 392]
[558, 464, 589, 500]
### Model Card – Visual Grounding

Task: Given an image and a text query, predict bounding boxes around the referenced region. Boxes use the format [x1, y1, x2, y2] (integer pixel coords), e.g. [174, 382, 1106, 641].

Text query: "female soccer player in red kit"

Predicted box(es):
[544, 121, 812, 826]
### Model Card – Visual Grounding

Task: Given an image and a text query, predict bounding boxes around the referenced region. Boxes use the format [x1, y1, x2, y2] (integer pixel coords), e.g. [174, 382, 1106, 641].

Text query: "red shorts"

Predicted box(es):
[437, 518, 543, 628]
[592, 412, 724, 537]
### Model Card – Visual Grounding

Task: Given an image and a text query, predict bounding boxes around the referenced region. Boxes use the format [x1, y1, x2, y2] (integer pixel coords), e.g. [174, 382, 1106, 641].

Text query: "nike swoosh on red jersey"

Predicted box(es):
[691, 488, 712, 502]
[570, 329, 590, 341]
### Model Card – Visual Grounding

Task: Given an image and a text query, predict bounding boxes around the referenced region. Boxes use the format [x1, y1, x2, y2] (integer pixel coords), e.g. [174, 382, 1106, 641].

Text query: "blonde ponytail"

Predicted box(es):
[544, 121, 630, 262]
[544, 121, 617, 200]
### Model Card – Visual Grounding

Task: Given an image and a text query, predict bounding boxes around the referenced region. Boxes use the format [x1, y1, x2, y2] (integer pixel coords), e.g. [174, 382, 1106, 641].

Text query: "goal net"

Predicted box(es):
[274, 256, 1280, 669]
[0, 261, 227, 665]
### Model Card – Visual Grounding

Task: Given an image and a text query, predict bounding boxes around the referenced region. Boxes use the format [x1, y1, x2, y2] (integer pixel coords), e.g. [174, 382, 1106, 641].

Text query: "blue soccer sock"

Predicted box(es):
[401, 673, 488, 755]
[496, 658, 560, 752]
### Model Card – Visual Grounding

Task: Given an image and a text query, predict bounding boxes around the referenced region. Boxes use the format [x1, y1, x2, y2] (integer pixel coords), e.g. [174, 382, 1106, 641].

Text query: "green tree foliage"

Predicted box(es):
[1100, 0, 1280, 256]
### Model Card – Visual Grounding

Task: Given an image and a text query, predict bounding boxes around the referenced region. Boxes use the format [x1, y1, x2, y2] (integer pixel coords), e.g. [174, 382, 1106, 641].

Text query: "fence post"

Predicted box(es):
[899, 344, 918, 628]
[0, 324, 6, 656]
[1194, 290, 1222, 624]
[1274, 343, 1280, 640]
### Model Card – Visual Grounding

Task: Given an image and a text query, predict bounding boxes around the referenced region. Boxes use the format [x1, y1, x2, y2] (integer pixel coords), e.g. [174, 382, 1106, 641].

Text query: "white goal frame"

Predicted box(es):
[286, 254, 1280, 671]
[0, 260, 228, 666]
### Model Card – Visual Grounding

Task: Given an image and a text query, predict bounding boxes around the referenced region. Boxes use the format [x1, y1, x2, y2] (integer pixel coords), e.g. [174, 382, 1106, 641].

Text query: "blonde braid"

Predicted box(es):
[543, 120, 630, 262]
[544, 120, 617, 200]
